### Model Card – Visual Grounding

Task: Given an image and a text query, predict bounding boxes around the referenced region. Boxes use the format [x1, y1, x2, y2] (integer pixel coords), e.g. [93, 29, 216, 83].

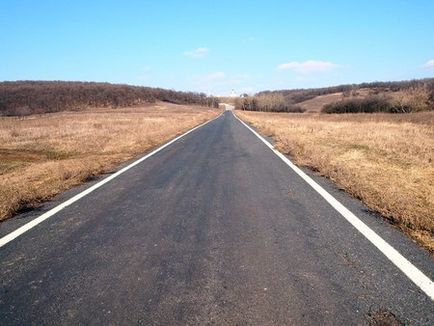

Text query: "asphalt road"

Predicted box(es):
[1, 111, 433, 325]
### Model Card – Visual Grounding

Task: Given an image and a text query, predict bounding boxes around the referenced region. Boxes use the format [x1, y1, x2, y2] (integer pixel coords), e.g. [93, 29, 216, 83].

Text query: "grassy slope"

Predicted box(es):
[0, 103, 221, 221]
[236, 110, 434, 252]
[297, 89, 372, 112]
[251, 79, 434, 113]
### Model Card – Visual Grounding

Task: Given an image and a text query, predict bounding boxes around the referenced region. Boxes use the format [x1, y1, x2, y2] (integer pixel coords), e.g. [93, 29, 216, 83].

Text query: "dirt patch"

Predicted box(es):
[367, 308, 403, 326]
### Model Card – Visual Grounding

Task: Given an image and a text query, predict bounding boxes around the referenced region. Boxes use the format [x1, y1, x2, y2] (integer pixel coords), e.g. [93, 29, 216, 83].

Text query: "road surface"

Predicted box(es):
[1, 111, 433, 325]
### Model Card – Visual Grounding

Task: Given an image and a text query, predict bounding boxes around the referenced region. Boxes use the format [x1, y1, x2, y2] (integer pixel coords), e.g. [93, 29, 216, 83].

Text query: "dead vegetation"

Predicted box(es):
[0, 103, 220, 221]
[323, 85, 433, 114]
[367, 308, 403, 326]
[298, 92, 349, 113]
[235, 110, 434, 252]
[236, 93, 305, 112]
[237, 78, 434, 114]
[0, 81, 220, 116]
[390, 84, 432, 112]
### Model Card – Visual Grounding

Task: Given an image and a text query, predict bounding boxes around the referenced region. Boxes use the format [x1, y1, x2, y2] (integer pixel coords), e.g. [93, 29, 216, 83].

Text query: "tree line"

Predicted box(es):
[0, 81, 220, 116]
[237, 78, 434, 113]
[256, 78, 434, 104]
[235, 93, 305, 112]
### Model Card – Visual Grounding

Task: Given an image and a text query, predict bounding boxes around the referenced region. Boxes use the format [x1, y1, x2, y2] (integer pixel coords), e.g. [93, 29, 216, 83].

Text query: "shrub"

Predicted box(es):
[257, 78, 434, 108]
[322, 97, 394, 113]
[391, 85, 432, 112]
[323, 87, 434, 114]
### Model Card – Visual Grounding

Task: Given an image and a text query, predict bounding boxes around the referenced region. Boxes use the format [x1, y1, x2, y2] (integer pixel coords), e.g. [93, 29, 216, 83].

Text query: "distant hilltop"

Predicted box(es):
[0, 81, 220, 116]
[236, 78, 434, 113]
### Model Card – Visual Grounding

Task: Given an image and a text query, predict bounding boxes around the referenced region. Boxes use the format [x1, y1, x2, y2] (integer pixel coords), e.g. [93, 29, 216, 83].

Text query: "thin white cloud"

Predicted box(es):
[424, 59, 434, 68]
[183, 47, 209, 59]
[277, 60, 340, 74]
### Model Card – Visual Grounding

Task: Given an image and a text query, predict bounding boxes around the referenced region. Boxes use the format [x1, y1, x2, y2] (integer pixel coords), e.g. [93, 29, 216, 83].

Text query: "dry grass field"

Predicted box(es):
[236, 110, 434, 252]
[0, 103, 220, 221]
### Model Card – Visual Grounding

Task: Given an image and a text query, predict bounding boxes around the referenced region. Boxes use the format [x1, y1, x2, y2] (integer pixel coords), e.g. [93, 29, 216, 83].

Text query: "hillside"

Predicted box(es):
[237, 78, 434, 113]
[0, 81, 219, 116]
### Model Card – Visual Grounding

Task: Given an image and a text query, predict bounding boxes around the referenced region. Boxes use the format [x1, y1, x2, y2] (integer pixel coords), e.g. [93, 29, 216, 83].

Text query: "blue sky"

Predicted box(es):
[1, 0, 434, 95]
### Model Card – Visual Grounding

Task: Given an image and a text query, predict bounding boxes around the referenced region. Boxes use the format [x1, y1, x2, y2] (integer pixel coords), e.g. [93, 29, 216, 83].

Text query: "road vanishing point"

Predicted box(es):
[1, 109, 433, 325]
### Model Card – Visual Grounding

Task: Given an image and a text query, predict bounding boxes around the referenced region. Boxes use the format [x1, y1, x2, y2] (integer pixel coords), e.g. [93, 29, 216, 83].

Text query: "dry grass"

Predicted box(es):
[236, 110, 434, 252]
[298, 93, 345, 112]
[298, 86, 433, 113]
[0, 103, 220, 221]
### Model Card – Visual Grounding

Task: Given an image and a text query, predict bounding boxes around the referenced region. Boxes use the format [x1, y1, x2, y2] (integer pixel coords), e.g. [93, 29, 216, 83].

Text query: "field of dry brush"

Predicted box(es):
[0, 103, 220, 221]
[236, 111, 434, 252]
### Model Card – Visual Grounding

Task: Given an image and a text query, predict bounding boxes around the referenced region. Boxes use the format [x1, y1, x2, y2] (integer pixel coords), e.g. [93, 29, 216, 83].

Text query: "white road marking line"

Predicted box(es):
[0, 113, 223, 248]
[233, 112, 434, 301]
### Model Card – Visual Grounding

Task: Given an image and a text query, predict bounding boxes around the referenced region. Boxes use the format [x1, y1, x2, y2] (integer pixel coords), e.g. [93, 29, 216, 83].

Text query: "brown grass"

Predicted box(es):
[298, 92, 345, 112]
[298, 86, 433, 113]
[235, 110, 434, 252]
[0, 103, 221, 221]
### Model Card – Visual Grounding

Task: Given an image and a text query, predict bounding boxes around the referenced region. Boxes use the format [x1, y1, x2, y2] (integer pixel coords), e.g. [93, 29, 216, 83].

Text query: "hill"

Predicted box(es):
[0, 81, 219, 116]
[237, 78, 434, 113]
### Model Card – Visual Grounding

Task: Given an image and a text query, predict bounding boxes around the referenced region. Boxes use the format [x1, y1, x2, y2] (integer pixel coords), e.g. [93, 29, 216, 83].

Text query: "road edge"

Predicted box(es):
[0, 112, 223, 248]
[232, 110, 434, 302]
